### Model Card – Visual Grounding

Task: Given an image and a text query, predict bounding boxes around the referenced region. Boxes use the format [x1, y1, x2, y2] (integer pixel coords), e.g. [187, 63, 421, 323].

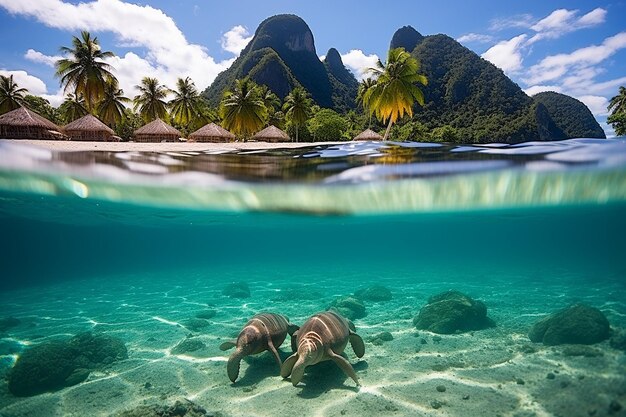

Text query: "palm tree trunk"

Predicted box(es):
[295, 126, 299, 143]
[383, 119, 393, 141]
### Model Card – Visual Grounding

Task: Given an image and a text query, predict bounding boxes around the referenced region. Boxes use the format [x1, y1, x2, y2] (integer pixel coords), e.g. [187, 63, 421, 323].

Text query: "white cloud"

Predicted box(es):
[0, 0, 235, 97]
[339, 49, 379, 80]
[24, 49, 63, 67]
[578, 8, 607, 26]
[530, 9, 578, 32]
[0, 69, 48, 95]
[523, 85, 563, 96]
[524, 32, 626, 85]
[577, 95, 609, 117]
[457, 33, 494, 44]
[481, 34, 527, 73]
[221, 25, 252, 56]
[528, 8, 606, 44]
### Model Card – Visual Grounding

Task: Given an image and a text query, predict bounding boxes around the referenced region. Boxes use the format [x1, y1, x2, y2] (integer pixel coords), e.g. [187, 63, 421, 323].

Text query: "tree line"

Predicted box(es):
[2, 30, 622, 140]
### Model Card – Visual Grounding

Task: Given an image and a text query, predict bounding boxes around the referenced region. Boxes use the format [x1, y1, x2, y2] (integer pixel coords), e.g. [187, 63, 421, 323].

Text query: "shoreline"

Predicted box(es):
[1, 139, 348, 152]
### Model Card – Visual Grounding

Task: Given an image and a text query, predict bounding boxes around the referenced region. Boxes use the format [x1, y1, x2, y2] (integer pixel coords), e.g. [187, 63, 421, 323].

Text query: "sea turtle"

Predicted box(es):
[219, 313, 298, 383]
[280, 311, 365, 386]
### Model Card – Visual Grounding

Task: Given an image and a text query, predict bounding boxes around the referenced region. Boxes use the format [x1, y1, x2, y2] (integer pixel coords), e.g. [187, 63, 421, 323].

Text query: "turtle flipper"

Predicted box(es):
[290, 330, 299, 352]
[349, 332, 365, 358]
[267, 338, 282, 368]
[327, 348, 360, 386]
[280, 352, 298, 378]
[219, 340, 237, 351]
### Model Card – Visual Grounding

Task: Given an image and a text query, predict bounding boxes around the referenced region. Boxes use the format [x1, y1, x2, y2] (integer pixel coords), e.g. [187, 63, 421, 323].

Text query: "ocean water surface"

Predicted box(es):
[0, 139, 625, 417]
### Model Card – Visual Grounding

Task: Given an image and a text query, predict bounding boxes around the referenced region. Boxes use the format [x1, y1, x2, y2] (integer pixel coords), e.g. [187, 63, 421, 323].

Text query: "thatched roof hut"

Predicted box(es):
[64, 114, 114, 141]
[188, 123, 235, 143]
[133, 118, 181, 142]
[0, 106, 65, 140]
[251, 125, 290, 142]
[353, 128, 383, 141]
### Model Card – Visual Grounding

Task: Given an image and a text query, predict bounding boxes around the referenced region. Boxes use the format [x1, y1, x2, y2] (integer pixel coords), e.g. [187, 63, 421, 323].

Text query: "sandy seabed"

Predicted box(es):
[0, 267, 625, 417]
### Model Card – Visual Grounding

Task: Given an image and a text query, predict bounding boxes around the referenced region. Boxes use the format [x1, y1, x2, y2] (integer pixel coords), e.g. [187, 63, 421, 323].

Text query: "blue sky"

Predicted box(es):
[0, 0, 624, 136]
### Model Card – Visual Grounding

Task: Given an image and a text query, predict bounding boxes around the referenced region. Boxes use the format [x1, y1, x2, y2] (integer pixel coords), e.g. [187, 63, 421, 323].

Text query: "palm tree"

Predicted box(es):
[133, 77, 170, 123]
[0, 75, 28, 115]
[55, 31, 116, 113]
[608, 86, 626, 116]
[219, 78, 268, 140]
[58, 94, 88, 123]
[97, 78, 130, 127]
[258, 85, 281, 114]
[169, 76, 203, 127]
[356, 77, 376, 127]
[283, 87, 312, 142]
[365, 47, 428, 140]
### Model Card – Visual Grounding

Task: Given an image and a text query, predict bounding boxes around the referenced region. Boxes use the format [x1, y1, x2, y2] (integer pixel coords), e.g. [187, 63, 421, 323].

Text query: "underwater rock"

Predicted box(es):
[8, 341, 80, 396]
[69, 332, 128, 366]
[195, 309, 217, 320]
[528, 304, 610, 345]
[222, 282, 250, 299]
[8, 332, 127, 397]
[171, 337, 206, 355]
[327, 296, 366, 320]
[609, 328, 626, 351]
[354, 285, 392, 302]
[0, 316, 21, 332]
[116, 400, 215, 417]
[412, 290, 495, 334]
[183, 318, 211, 332]
[369, 331, 393, 346]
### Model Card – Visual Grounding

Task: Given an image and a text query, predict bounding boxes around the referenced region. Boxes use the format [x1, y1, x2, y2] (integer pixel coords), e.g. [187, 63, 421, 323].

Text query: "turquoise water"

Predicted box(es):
[0, 139, 625, 416]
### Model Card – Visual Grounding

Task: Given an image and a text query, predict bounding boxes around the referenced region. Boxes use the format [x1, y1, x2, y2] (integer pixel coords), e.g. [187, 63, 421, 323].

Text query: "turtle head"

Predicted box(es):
[236, 326, 261, 355]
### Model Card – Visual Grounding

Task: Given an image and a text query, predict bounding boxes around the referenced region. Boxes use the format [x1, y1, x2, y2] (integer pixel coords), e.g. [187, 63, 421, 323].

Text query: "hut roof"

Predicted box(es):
[252, 125, 290, 141]
[353, 128, 383, 141]
[133, 118, 181, 136]
[0, 106, 60, 131]
[189, 123, 235, 140]
[64, 114, 114, 134]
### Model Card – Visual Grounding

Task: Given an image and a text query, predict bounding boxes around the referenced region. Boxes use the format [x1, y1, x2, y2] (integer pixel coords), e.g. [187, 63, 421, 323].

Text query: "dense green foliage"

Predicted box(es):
[203, 15, 357, 111]
[55, 31, 115, 112]
[608, 113, 626, 136]
[308, 108, 348, 141]
[114, 108, 143, 140]
[410, 34, 542, 143]
[58, 94, 88, 123]
[23, 95, 60, 124]
[0, 75, 27, 115]
[532, 92, 605, 138]
[608, 86, 626, 136]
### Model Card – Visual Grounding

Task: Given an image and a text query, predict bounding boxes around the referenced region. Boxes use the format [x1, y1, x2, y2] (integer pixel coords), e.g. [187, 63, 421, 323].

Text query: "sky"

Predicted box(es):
[0, 0, 624, 137]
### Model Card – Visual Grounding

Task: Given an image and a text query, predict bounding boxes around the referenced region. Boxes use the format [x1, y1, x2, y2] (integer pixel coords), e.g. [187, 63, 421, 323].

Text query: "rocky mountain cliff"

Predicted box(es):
[203, 16, 604, 142]
[202, 14, 357, 110]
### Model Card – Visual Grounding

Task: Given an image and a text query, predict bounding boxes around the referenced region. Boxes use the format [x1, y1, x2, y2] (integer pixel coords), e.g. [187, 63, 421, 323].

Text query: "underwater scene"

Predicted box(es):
[0, 139, 625, 417]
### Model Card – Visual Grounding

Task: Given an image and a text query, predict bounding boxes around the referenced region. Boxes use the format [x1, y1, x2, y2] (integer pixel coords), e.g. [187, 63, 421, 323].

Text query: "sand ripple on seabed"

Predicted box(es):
[0, 270, 625, 417]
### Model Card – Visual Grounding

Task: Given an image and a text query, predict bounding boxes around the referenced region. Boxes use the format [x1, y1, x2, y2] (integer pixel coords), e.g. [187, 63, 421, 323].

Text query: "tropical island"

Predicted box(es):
[1, 14, 624, 145]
